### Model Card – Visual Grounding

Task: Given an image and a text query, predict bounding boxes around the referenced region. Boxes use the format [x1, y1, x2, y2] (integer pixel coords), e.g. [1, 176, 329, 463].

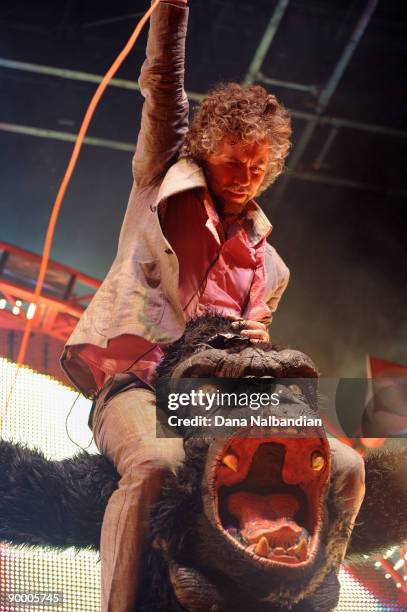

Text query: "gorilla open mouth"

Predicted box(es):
[209, 433, 330, 569]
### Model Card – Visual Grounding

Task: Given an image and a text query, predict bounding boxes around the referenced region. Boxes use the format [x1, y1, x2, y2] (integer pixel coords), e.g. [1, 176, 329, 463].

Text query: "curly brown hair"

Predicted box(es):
[182, 83, 292, 192]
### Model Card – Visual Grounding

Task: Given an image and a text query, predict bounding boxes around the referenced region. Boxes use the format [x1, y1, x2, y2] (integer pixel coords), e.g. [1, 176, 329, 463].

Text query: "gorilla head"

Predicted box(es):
[143, 314, 349, 611]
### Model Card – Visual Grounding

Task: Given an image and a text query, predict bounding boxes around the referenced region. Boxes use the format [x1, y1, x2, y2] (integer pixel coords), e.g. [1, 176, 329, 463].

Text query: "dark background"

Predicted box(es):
[1, 0, 406, 376]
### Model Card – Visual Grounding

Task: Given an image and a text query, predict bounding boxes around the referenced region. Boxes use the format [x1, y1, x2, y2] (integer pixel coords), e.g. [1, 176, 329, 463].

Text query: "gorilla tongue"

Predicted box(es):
[227, 492, 309, 559]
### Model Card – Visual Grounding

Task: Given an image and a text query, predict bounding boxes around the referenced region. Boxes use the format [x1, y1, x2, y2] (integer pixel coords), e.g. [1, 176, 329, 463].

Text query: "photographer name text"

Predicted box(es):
[167, 414, 322, 428]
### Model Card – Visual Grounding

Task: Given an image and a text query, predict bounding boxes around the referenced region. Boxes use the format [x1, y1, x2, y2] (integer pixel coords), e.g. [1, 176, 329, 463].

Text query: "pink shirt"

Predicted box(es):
[79, 187, 271, 390]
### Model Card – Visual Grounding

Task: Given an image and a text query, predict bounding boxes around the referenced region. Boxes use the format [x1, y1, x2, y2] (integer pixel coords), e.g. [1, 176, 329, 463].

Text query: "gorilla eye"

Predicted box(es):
[199, 383, 218, 395]
[289, 384, 302, 396]
[311, 451, 325, 471]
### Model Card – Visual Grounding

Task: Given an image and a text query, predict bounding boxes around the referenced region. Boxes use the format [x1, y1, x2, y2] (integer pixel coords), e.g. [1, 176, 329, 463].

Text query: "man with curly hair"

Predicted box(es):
[60, 1, 363, 610]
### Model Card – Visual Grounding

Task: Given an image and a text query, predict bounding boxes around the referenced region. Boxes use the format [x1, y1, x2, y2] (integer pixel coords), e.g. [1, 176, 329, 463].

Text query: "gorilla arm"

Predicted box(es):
[0, 440, 116, 550]
[346, 445, 407, 556]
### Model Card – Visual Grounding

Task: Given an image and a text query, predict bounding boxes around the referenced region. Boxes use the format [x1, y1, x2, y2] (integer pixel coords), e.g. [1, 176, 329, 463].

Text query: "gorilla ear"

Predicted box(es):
[347, 447, 407, 557]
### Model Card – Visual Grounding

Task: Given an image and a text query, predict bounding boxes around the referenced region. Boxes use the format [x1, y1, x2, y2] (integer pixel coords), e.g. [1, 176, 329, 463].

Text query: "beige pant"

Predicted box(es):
[91, 386, 184, 612]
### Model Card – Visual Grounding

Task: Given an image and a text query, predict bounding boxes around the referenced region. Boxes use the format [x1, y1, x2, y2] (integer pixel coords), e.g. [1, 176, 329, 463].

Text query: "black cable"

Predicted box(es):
[65, 392, 95, 452]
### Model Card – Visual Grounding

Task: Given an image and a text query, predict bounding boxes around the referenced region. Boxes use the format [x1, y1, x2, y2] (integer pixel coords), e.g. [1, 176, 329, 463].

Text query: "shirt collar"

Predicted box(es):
[240, 199, 273, 245]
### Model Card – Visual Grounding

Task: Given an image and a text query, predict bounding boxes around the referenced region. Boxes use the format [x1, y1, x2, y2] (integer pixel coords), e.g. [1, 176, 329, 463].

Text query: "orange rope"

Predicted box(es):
[2, 0, 161, 428]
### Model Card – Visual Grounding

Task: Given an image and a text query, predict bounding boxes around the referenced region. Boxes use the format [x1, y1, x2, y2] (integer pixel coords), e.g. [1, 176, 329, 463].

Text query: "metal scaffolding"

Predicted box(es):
[256, 0, 381, 211]
[0, 0, 404, 201]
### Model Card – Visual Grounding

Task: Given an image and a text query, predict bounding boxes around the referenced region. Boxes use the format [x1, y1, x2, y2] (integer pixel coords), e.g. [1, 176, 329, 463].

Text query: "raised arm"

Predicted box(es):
[132, 0, 189, 187]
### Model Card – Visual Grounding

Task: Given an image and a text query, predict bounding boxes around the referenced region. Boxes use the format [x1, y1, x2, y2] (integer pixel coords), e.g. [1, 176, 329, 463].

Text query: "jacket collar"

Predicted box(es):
[157, 157, 207, 203]
[157, 157, 272, 246]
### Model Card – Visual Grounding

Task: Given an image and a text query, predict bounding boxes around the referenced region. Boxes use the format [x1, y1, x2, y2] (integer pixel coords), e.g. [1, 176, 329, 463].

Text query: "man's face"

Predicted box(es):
[203, 139, 270, 217]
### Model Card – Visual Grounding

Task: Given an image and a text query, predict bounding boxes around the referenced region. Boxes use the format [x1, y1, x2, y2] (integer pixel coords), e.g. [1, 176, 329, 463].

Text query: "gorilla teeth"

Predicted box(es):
[231, 529, 310, 563]
[254, 536, 269, 557]
[248, 536, 309, 561]
[222, 454, 239, 472]
[286, 538, 308, 561]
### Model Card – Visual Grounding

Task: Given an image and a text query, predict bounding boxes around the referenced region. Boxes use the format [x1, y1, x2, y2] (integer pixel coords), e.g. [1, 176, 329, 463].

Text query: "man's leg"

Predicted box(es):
[91, 386, 184, 612]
